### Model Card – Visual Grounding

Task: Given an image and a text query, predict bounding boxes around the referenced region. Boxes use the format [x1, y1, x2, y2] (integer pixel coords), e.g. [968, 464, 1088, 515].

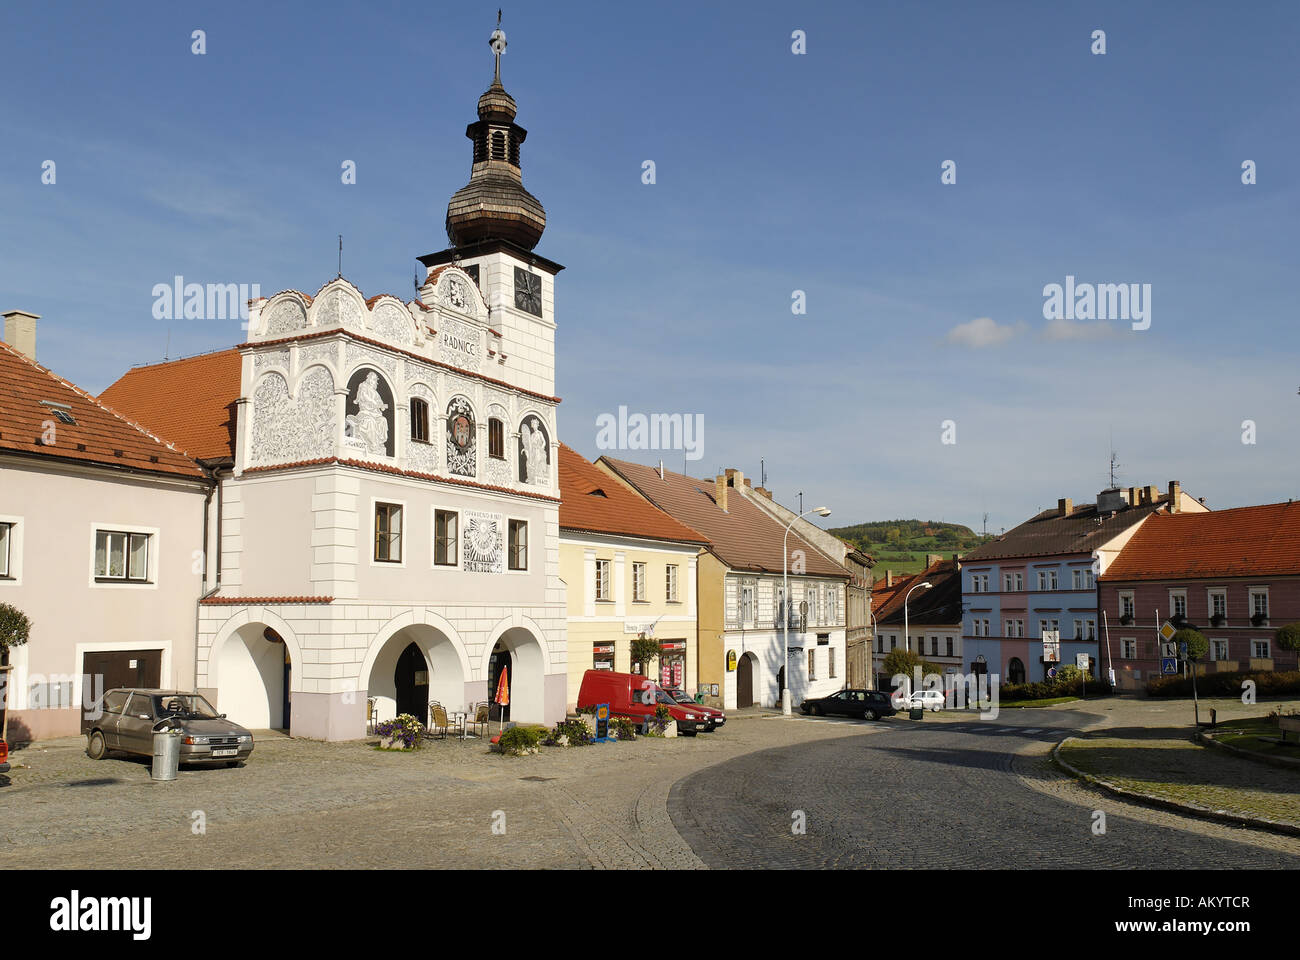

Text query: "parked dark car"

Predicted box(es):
[800, 688, 897, 720]
[662, 687, 726, 730]
[83, 688, 254, 766]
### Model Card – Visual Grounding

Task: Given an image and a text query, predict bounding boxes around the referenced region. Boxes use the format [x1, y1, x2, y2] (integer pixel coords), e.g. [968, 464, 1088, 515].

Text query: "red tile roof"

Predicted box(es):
[1101, 501, 1300, 581]
[0, 339, 204, 479]
[598, 457, 848, 579]
[559, 445, 708, 545]
[872, 559, 963, 626]
[99, 349, 242, 461]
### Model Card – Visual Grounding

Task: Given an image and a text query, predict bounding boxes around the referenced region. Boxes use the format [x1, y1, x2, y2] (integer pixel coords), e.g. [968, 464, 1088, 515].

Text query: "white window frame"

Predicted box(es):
[432, 507, 460, 569]
[371, 498, 406, 566]
[0, 515, 22, 586]
[506, 517, 528, 572]
[1208, 589, 1227, 623]
[666, 564, 679, 602]
[1211, 638, 1229, 662]
[632, 561, 647, 601]
[740, 582, 756, 626]
[1249, 587, 1269, 624]
[1168, 589, 1187, 620]
[595, 559, 612, 601]
[1252, 638, 1271, 659]
[1121, 638, 1137, 659]
[89, 523, 159, 590]
[1119, 591, 1135, 619]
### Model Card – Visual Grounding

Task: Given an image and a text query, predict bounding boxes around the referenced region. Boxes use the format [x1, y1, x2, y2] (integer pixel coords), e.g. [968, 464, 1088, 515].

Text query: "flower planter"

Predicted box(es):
[379, 737, 414, 750]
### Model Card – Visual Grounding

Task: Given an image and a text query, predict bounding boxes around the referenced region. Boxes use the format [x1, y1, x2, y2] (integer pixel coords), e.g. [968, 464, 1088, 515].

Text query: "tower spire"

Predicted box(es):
[491, 10, 505, 86]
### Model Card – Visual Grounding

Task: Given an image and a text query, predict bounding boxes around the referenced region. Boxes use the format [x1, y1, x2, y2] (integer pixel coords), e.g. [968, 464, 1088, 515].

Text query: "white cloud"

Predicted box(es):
[1042, 318, 1117, 341]
[945, 316, 1020, 348]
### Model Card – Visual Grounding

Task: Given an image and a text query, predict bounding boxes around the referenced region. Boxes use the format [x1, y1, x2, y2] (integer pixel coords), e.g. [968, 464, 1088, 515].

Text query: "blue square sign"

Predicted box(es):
[1161, 657, 1178, 675]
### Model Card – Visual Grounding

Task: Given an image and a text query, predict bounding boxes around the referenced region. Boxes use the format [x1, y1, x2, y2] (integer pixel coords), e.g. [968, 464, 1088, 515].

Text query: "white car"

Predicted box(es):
[902, 689, 946, 712]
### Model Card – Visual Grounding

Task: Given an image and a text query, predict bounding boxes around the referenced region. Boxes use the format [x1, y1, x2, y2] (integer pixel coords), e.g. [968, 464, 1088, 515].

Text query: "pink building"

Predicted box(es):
[1098, 501, 1300, 689]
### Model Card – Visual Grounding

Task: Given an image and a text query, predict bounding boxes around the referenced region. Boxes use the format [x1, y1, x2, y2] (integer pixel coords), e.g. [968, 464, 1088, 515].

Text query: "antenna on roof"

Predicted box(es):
[338, 235, 343, 278]
[164, 328, 170, 362]
[760, 458, 767, 488]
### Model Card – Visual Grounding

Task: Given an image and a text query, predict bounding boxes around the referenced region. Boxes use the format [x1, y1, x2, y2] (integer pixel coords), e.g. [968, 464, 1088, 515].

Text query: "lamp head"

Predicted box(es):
[814, 506, 831, 517]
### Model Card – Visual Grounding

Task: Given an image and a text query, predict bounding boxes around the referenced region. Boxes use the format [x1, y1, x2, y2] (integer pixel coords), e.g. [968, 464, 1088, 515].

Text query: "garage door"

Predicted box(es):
[83, 650, 163, 693]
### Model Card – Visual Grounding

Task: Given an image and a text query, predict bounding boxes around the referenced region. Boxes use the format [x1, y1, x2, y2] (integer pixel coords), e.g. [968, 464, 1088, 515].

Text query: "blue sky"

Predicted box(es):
[2, 1, 1297, 534]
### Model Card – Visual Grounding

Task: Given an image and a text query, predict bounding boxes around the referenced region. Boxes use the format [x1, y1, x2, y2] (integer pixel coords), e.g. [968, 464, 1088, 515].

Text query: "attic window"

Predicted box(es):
[40, 401, 76, 425]
[587, 488, 608, 498]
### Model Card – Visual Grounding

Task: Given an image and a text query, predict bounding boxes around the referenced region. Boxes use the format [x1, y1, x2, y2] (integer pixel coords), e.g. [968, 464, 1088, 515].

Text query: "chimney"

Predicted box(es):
[1167, 480, 1181, 512]
[754, 486, 772, 499]
[926, 554, 942, 569]
[885, 570, 894, 588]
[724, 468, 744, 488]
[2, 310, 39, 361]
[658, 460, 664, 480]
[714, 474, 728, 512]
[1144, 485, 1158, 504]
[1126, 486, 1137, 506]
[743, 477, 752, 488]
[1057, 497, 1073, 517]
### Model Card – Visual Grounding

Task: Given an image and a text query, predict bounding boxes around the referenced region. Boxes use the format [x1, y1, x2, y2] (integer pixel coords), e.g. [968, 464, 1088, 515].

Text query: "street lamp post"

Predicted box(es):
[783, 505, 831, 715]
[903, 580, 933, 696]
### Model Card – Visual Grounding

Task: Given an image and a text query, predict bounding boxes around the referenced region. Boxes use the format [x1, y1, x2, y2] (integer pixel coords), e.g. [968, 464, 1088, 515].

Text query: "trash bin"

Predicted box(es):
[908, 707, 924, 721]
[151, 721, 182, 781]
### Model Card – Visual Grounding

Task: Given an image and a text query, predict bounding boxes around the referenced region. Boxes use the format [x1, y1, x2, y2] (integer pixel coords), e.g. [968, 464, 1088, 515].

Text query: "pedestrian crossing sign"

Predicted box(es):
[1161, 657, 1178, 675]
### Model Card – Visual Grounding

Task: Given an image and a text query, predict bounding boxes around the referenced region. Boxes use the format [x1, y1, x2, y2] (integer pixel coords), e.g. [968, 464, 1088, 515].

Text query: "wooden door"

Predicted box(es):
[736, 655, 753, 708]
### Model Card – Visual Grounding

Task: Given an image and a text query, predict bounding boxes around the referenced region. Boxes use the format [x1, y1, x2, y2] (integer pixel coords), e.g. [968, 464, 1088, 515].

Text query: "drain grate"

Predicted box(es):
[518, 776, 556, 782]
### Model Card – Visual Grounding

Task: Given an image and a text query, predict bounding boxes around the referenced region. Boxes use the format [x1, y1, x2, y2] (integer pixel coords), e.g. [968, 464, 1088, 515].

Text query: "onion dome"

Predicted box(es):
[445, 24, 546, 251]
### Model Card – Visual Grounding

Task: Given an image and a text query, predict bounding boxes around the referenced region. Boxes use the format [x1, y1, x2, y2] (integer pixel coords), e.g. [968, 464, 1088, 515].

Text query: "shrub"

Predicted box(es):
[999, 673, 1113, 702]
[0, 602, 32, 663]
[575, 704, 598, 716]
[1172, 628, 1209, 662]
[1146, 670, 1300, 698]
[497, 725, 545, 755]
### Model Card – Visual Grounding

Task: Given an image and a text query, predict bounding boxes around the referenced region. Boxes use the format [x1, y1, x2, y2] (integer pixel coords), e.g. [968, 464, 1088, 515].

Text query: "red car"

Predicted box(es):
[662, 687, 725, 730]
[577, 670, 706, 735]
[0, 737, 10, 775]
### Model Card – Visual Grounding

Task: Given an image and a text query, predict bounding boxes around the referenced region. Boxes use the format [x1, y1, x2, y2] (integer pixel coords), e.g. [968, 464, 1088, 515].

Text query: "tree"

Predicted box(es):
[1172, 628, 1208, 663]
[1275, 623, 1300, 653]
[0, 602, 31, 666]
[1052, 664, 1082, 685]
[882, 647, 922, 680]
[629, 634, 659, 675]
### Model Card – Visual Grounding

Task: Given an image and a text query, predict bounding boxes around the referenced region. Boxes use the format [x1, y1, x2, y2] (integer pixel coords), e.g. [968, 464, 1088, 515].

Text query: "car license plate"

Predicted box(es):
[212, 748, 238, 757]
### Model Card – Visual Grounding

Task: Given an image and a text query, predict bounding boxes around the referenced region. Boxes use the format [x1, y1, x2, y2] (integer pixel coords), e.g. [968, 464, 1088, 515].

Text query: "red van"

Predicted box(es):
[577, 670, 705, 735]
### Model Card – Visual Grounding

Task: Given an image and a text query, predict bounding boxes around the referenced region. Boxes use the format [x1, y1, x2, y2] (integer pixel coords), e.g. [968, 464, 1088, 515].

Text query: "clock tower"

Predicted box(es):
[420, 19, 560, 400]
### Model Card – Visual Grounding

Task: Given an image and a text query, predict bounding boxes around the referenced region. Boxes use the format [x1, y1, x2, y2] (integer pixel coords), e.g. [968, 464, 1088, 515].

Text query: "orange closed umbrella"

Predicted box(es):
[494, 669, 510, 732]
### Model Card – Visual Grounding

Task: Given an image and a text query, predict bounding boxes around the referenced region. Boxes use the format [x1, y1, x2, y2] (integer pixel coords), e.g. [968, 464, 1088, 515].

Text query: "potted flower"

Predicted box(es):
[1210, 613, 1226, 628]
[1252, 612, 1268, 627]
[375, 713, 424, 750]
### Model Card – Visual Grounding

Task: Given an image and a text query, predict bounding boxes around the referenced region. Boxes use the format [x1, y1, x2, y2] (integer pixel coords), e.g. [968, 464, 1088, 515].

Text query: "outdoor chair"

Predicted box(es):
[429, 703, 461, 739]
[465, 701, 490, 738]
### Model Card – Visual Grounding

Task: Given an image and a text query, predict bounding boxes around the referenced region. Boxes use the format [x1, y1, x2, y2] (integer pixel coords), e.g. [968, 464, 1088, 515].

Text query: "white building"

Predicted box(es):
[100, 29, 568, 739]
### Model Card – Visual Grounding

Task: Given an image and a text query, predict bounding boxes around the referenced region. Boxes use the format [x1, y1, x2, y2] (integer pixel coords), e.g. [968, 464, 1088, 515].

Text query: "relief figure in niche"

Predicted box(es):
[345, 371, 389, 455]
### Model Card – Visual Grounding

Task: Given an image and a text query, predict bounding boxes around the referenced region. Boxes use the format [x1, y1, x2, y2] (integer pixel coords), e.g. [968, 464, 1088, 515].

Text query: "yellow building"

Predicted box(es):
[559, 446, 708, 709]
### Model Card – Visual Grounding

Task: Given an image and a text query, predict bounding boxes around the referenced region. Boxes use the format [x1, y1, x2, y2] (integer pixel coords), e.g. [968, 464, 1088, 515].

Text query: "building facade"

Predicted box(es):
[558, 445, 706, 708]
[99, 32, 570, 739]
[871, 558, 963, 690]
[0, 326, 211, 741]
[959, 482, 1207, 686]
[600, 461, 850, 711]
[1099, 501, 1300, 689]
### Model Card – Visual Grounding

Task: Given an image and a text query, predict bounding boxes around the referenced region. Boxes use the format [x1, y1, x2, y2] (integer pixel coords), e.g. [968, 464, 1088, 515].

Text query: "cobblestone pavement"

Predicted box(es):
[0, 716, 879, 870]
[7, 696, 1298, 869]
[670, 705, 1300, 868]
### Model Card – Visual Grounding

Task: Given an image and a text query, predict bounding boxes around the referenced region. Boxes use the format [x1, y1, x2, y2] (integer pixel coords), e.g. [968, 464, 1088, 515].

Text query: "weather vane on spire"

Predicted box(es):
[490, 10, 507, 85]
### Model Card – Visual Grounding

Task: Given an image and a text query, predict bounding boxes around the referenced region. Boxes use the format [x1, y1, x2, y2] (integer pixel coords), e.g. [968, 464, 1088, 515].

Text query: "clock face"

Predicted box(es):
[514, 267, 542, 317]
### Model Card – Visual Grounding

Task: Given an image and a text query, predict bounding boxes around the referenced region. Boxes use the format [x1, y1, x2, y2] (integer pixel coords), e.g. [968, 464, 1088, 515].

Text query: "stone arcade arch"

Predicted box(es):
[208, 609, 303, 733]
[360, 612, 472, 729]
[482, 616, 551, 724]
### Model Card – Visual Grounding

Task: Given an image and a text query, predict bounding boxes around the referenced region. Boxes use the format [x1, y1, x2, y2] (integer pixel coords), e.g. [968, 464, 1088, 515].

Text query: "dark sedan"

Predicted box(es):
[83, 688, 255, 766]
[800, 688, 897, 720]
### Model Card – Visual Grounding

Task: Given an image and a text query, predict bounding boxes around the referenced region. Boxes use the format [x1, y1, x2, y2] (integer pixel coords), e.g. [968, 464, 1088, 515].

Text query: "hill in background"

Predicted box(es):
[830, 519, 992, 576]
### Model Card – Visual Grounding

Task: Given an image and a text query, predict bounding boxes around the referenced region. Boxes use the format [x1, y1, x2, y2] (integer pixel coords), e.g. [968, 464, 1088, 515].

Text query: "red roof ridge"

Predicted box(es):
[200, 595, 334, 605]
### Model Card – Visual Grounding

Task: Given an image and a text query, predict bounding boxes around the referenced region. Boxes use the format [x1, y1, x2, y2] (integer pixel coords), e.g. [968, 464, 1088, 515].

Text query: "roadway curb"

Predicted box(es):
[1050, 736, 1300, 838]
[1195, 729, 1300, 771]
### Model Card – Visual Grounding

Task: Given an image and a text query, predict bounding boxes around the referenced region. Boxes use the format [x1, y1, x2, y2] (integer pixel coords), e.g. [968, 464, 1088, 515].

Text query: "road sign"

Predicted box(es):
[1160, 641, 1177, 659]
[1108, 668, 1117, 686]
[1179, 641, 1188, 657]
[1159, 621, 1177, 642]
[1046, 667, 1057, 679]
[1076, 653, 1090, 669]
[1161, 657, 1178, 675]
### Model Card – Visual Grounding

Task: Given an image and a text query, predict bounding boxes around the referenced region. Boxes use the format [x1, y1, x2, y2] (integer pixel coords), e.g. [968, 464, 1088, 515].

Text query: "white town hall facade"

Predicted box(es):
[100, 28, 568, 739]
